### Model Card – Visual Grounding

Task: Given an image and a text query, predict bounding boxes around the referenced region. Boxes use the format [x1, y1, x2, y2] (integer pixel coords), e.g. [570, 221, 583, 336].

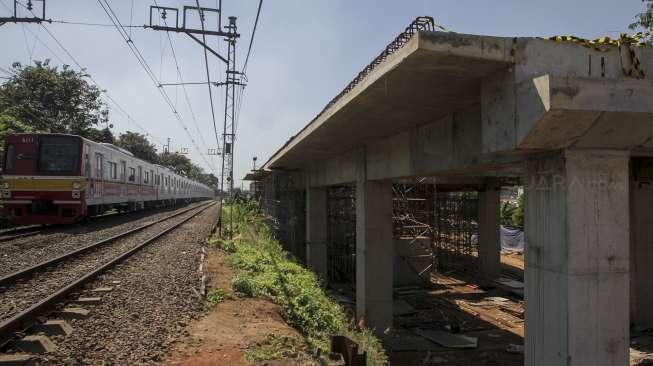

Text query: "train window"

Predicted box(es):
[39, 136, 81, 174]
[144, 170, 149, 184]
[5, 144, 15, 171]
[128, 167, 135, 182]
[108, 162, 117, 180]
[120, 161, 126, 181]
[150, 170, 154, 186]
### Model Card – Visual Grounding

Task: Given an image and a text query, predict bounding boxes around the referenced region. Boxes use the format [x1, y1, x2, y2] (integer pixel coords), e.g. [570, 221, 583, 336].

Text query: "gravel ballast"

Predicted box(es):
[0, 203, 210, 323]
[39, 203, 220, 364]
[0, 202, 207, 277]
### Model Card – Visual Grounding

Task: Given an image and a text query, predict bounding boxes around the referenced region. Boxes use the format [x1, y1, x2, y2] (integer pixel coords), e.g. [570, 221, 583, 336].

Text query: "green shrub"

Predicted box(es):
[206, 288, 229, 307]
[232, 275, 258, 297]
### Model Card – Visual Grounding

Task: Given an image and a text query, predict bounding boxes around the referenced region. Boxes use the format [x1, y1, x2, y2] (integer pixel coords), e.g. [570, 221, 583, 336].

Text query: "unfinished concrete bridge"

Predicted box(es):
[245, 17, 653, 366]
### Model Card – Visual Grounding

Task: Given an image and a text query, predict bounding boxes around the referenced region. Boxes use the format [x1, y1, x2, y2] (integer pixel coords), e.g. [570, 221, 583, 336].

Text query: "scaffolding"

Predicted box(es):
[327, 185, 357, 287]
[434, 191, 479, 275]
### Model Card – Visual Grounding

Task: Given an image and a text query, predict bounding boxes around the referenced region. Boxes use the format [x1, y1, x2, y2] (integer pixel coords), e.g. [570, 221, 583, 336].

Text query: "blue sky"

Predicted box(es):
[0, 0, 644, 188]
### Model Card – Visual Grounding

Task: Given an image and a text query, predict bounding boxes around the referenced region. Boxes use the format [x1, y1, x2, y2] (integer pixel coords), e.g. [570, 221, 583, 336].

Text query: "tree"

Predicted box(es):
[115, 131, 158, 163]
[0, 60, 109, 136]
[83, 127, 115, 144]
[630, 1, 653, 44]
[0, 114, 33, 153]
[197, 173, 219, 188]
[511, 194, 524, 229]
[157, 152, 195, 175]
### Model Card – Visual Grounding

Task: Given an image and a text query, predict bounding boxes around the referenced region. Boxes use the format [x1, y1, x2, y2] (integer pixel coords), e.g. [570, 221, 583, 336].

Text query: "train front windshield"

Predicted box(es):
[37, 136, 81, 175]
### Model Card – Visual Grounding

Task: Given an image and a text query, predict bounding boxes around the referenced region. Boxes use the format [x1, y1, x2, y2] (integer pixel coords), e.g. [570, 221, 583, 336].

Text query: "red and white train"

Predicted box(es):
[0, 133, 214, 225]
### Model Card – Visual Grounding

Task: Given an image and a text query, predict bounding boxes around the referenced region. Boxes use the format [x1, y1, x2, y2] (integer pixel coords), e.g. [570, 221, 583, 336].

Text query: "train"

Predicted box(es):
[0, 133, 215, 225]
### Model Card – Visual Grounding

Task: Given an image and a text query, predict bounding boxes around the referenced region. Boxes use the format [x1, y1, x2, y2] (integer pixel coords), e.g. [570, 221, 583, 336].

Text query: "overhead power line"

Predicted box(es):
[241, 0, 262, 74]
[2, 0, 163, 145]
[194, 0, 222, 155]
[51, 19, 142, 28]
[151, 0, 215, 172]
[97, 0, 216, 173]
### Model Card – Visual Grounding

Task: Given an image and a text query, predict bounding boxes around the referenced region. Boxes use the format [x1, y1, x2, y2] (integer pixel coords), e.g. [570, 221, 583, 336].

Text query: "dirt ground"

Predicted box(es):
[164, 248, 300, 366]
[165, 248, 653, 365]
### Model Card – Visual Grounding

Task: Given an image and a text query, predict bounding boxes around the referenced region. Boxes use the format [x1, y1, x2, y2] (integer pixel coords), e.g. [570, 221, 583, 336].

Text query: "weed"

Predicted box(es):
[206, 288, 229, 307]
[244, 334, 311, 363]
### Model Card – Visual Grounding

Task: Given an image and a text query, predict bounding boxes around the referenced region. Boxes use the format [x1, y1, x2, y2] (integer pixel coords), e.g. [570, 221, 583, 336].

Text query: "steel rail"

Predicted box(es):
[0, 202, 210, 287]
[0, 206, 187, 244]
[0, 201, 217, 348]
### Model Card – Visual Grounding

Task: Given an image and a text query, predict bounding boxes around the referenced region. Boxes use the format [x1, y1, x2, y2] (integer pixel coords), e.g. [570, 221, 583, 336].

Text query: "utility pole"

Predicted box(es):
[145, 3, 242, 199]
[0, 0, 50, 26]
[215, 16, 239, 196]
[163, 137, 171, 154]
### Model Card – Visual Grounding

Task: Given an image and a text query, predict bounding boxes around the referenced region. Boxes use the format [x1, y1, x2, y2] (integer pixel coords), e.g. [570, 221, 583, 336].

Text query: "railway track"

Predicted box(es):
[0, 200, 217, 349]
[0, 208, 165, 244]
[0, 225, 49, 243]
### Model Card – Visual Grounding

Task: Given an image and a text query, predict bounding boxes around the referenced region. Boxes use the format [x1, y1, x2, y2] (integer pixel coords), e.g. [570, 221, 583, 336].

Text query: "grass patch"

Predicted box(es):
[206, 288, 230, 307]
[216, 199, 388, 365]
[244, 335, 311, 363]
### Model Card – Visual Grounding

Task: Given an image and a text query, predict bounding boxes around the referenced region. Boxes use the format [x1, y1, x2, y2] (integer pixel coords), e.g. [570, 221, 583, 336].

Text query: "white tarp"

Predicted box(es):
[500, 226, 524, 252]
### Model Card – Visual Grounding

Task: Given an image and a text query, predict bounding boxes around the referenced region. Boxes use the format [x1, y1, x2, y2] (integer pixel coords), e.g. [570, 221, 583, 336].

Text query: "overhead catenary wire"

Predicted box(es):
[193, 0, 222, 157]
[241, 0, 262, 75]
[2, 0, 163, 145]
[97, 0, 216, 173]
[151, 1, 215, 172]
[233, 0, 263, 138]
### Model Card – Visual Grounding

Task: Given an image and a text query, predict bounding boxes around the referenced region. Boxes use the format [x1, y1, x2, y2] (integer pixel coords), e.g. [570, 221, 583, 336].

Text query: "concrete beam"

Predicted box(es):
[483, 73, 653, 154]
[524, 149, 629, 366]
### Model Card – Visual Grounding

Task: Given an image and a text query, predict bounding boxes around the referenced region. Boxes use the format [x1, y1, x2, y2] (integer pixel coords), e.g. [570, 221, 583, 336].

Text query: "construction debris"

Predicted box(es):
[415, 329, 478, 349]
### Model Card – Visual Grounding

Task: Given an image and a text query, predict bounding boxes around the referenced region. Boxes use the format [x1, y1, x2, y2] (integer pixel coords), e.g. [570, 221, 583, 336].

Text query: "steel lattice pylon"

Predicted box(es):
[220, 16, 238, 194]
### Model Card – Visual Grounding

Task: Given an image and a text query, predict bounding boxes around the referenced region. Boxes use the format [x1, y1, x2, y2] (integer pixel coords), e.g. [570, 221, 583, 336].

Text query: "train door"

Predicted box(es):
[120, 161, 126, 197]
[137, 166, 142, 196]
[84, 145, 91, 199]
[95, 153, 103, 199]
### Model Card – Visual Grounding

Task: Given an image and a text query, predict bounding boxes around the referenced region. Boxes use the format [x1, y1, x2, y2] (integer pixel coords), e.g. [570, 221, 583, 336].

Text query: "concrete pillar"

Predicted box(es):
[524, 150, 630, 366]
[630, 158, 653, 329]
[356, 179, 393, 334]
[478, 183, 501, 281]
[306, 186, 328, 279]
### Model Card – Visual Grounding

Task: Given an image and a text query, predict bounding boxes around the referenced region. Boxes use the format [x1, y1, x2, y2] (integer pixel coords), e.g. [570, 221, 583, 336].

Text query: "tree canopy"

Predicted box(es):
[115, 131, 158, 163]
[0, 60, 111, 137]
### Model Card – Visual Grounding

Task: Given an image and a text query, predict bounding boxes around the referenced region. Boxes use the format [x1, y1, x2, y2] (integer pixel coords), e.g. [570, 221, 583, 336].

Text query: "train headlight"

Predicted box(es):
[72, 182, 81, 189]
[72, 191, 80, 199]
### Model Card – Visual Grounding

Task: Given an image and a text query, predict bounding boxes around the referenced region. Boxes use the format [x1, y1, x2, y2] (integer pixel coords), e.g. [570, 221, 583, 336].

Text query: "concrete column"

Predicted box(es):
[356, 179, 393, 334]
[306, 186, 328, 279]
[524, 150, 630, 366]
[630, 158, 653, 329]
[478, 183, 501, 281]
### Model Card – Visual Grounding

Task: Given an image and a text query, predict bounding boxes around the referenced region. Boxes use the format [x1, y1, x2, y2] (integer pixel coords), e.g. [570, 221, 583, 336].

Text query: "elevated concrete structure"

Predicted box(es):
[248, 28, 653, 366]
